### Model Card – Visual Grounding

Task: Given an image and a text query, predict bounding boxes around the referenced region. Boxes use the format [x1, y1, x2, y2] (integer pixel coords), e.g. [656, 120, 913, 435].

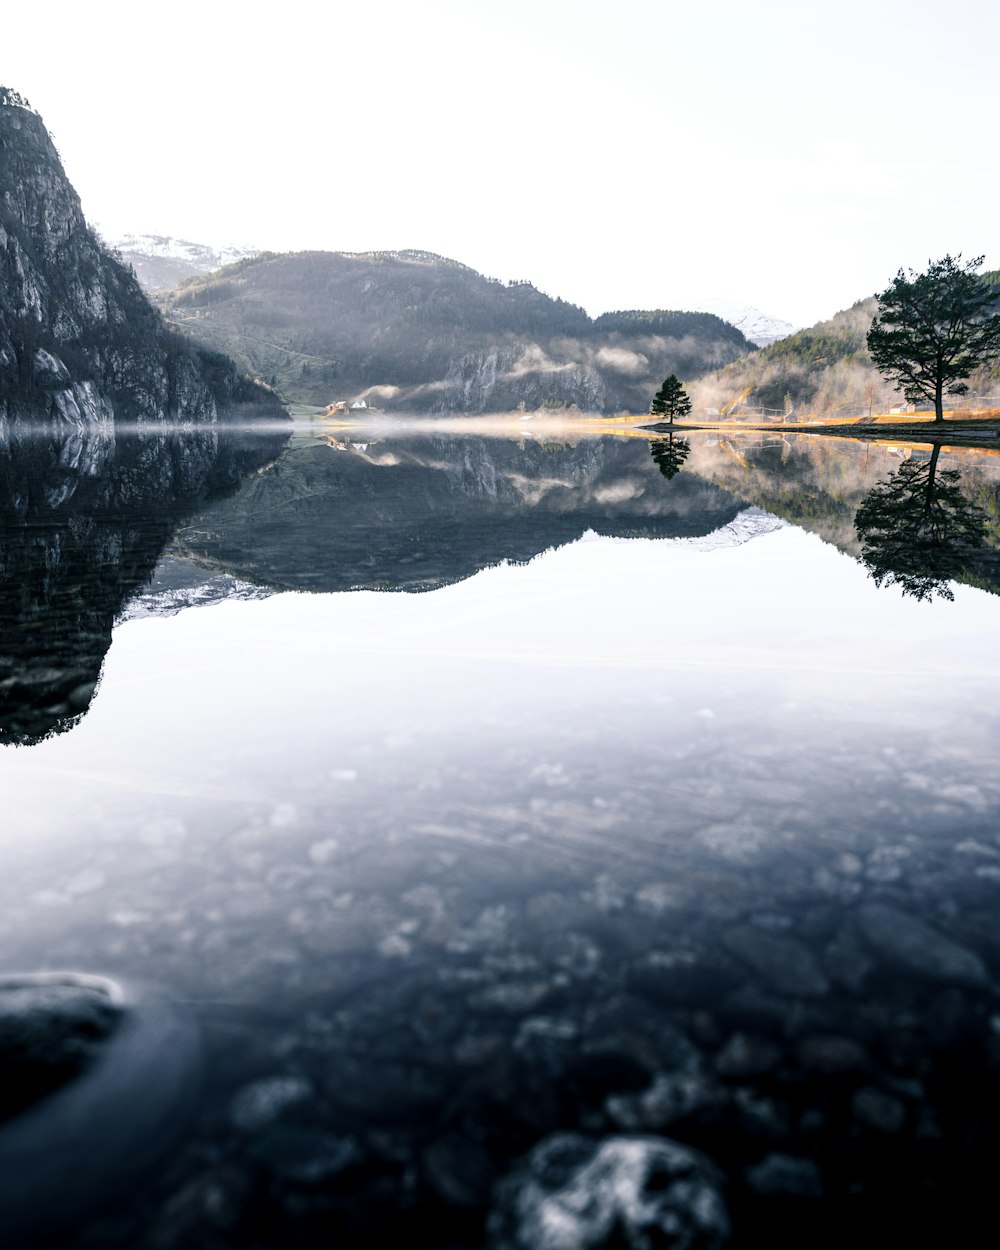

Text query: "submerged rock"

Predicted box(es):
[746, 1152, 823, 1198]
[230, 1075, 314, 1132]
[0, 972, 123, 1121]
[856, 903, 989, 988]
[489, 1132, 729, 1249]
[722, 926, 830, 999]
[0, 974, 200, 1246]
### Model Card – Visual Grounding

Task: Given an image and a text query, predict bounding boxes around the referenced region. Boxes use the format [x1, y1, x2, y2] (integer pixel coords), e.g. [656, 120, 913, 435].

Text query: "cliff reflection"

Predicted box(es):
[0, 423, 287, 744]
[855, 444, 988, 601]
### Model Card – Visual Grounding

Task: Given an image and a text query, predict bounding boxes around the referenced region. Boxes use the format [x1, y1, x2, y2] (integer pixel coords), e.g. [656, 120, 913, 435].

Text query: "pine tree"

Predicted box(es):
[649, 375, 692, 425]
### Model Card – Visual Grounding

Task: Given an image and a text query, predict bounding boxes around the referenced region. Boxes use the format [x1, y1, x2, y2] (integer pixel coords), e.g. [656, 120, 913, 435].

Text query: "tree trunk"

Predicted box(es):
[935, 380, 944, 422]
[922, 443, 942, 518]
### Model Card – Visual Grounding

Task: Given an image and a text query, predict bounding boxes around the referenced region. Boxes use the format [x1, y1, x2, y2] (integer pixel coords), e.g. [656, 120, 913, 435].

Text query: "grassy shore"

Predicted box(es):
[644, 410, 1000, 448]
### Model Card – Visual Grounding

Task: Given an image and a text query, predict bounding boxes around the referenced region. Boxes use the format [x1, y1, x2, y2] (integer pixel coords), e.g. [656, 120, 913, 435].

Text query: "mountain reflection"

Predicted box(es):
[170, 435, 744, 593]
[855, 444, 988, 601]
[0, 423, 288, 744]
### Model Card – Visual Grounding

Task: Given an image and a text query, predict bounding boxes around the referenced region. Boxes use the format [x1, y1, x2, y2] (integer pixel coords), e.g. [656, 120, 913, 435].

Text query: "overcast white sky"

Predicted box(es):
[4, 0, 997, 326]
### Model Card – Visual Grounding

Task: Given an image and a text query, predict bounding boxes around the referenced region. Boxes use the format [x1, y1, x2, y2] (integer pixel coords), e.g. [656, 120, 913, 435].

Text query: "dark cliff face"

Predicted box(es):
[0, 420, 289, 745]
[0, 88, 285, 431]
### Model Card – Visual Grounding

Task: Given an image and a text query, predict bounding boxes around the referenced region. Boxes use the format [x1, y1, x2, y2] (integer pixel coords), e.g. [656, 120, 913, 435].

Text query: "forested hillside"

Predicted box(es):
[689, 275, 1000, 421]
[156, 250, 753, 414]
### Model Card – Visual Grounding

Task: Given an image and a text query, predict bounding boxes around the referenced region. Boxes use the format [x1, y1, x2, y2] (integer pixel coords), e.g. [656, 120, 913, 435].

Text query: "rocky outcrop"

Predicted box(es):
[0, 87, 284, 431]
[442, 344, 609, 414]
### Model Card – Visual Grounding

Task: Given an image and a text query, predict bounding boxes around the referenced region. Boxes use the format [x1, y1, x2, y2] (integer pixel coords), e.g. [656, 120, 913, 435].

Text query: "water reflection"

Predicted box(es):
[0, 422, 287, 743]
[854, 444, 988, 601]
[169, 434, 743, 593]
[684, 431, 1000, 600]
[649, 433, 691, 480]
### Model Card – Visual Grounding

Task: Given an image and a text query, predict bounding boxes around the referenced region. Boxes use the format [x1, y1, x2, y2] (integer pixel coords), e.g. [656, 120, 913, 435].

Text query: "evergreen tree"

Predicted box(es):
[867, 255, 1000, 423]
[650, 375, 692, 425]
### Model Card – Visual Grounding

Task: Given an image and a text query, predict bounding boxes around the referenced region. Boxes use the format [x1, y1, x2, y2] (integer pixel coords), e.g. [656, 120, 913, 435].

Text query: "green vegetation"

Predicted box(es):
[868, 255, 1000, 423]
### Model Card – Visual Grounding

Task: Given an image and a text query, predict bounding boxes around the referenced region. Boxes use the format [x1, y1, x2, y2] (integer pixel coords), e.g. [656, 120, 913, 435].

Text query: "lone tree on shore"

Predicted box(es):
[650, 375, 692, 425]
[867, 254, 1000, 423]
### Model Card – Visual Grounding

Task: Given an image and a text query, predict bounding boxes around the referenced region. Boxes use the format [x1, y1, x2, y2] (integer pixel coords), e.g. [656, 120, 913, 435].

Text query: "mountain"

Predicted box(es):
[104, 232, 260, 291]
[687, 298, 797, 347]
[689, 278, 1000, 421]
[155, 250, 754, 414]
[0, 88, 284, 432]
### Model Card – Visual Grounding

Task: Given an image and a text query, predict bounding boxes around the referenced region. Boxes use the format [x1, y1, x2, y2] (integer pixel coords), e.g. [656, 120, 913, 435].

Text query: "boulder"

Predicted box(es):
[489, 1132, 729, 1249]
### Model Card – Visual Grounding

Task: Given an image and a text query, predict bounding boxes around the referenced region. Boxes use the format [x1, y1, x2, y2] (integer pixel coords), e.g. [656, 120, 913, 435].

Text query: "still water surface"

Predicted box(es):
[1, 422, 999, 1248]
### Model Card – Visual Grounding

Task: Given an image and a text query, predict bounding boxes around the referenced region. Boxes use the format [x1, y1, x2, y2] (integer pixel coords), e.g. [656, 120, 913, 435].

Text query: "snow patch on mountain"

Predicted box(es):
[108, 232, 259, 269]
[687, 298, 797, 347]
[98, 231, 260, 290]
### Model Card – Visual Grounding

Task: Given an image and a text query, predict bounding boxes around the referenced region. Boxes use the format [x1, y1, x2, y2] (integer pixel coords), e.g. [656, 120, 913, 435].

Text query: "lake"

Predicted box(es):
[1, 419, 999, 1249]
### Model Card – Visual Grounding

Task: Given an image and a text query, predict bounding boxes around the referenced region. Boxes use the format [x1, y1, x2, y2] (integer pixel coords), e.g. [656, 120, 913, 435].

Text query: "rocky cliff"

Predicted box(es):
[0, 88, 284, 433]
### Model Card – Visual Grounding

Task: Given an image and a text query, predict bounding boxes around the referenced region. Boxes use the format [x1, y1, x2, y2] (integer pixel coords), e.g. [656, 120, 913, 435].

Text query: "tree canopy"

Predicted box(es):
[867, 255, 1000, 422]
[650, 375, 692, 425]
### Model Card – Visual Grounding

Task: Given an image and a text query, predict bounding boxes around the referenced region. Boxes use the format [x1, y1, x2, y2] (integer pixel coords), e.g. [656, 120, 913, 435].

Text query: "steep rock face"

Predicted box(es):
[442, 344, 609, 413]
[0, 88, 284, 431]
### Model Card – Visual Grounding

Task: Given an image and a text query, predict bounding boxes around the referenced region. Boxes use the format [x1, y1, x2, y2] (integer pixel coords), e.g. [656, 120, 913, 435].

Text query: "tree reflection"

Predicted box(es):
[649, 434, 691, 481]
[854, 445, 987, 601]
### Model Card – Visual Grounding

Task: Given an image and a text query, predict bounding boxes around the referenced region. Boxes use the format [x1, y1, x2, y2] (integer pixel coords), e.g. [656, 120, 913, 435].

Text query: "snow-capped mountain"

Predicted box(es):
[100, 231, 260, 291]
[688, 298, 797, 347]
